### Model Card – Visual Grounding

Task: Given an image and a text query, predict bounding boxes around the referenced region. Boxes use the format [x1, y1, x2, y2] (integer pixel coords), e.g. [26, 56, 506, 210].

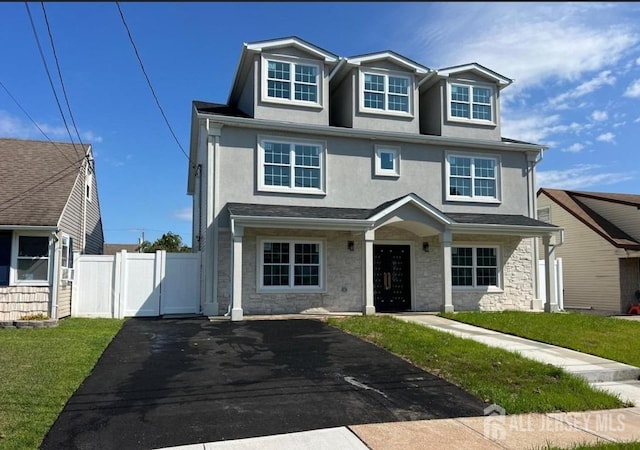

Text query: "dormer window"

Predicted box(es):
[262, 55, 322, 107]
[360, 70, 412, 116]
[448, 81, 495, 124]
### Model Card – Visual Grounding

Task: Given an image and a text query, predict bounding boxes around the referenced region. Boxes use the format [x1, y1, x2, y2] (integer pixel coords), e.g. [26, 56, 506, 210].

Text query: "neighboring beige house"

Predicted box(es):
[103, 243, 140, 255]
[0, 138, 104, 320]
[187, 36, 562, 321]
[537, 188, 640, 314]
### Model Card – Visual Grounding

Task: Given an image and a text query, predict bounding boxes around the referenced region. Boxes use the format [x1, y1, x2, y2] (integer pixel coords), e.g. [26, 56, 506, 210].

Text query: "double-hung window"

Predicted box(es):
[15, 234, 50, 284]
[362, 71, 411, 114]
[264, 57, 320, 105]
[259, 137, 325, 194]
[449, 82, 494, 123]
[260, 239, 323, 291]
[61, 234, 74, 283]
[447, 154, 500, 202]
[0, 231, 10, 286]
[452, 246, 499, 288]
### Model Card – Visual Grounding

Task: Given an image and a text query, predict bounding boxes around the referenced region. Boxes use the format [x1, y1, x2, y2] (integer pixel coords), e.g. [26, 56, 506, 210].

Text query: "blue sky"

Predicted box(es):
[2, 2, 640, 245]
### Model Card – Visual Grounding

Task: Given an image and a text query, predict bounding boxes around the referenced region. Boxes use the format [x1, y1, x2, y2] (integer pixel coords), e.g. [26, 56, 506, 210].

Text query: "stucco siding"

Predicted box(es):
[538, 193, 621, 312]
[419, 84, 442, 135]
[0, 286, 50, 320]
[329, 72, 353, 128]
[216, 126, 530, 216]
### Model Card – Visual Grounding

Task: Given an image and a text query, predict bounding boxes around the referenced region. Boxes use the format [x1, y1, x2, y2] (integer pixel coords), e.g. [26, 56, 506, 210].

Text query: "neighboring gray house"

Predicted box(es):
[187, 36, 561, 321]
[537, 188, 640, 314]
[0, 138, 103, 320]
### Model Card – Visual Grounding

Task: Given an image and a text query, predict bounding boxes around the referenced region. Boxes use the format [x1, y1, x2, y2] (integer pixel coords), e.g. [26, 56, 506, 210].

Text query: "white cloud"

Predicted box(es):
[623, 79, 640, 98]
[537, 164, 634, 190]
[173, 207, 192, 221]
[596, 132, 615, 143]
[636, 56, 640, 65]
[0, 110, 103, 143]
[562, 143, 585, 153]
[548, 71, 616, 108]
[590, 110, 608, 121]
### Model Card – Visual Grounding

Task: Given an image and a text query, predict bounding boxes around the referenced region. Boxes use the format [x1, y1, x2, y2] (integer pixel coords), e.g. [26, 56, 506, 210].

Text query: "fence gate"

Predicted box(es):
[72, 250, 201, 318]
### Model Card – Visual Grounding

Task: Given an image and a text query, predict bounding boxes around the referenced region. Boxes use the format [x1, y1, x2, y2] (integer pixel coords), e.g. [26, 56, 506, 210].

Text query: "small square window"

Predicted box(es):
[374, 145, 400, 177]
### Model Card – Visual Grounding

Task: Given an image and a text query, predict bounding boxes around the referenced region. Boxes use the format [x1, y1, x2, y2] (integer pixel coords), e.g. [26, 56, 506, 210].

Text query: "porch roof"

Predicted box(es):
[227, 195, 559, 235]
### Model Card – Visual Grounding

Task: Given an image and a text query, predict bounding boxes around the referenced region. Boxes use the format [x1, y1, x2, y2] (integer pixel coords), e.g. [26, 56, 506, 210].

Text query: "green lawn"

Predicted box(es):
[0, 318, 124, 450]
[328, 316, 629, 416]
[439, 311, 640, 368]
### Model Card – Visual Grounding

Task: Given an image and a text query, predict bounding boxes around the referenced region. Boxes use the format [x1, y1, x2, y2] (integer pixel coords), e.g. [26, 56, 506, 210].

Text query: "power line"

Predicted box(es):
[0, 78, 76, 165]
[40, 1, 90, 168]
[115, 1, 195, 169]
[24, 1, 81, 161]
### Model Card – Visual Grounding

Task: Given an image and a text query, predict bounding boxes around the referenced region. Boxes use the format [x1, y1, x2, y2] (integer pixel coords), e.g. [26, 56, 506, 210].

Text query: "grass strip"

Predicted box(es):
[328, 316, 628, 415]
[0, 318, 124, 450]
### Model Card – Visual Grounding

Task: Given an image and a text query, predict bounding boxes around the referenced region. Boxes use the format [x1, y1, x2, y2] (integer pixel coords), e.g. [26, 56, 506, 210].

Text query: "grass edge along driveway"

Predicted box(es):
[440, 311, 640, 368]
[0, 318, 125, 450]
[328, 316, 629, 416]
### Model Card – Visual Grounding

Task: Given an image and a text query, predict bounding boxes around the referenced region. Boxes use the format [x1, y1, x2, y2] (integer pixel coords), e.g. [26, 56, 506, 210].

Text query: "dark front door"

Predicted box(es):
[374, 245, 411, 312]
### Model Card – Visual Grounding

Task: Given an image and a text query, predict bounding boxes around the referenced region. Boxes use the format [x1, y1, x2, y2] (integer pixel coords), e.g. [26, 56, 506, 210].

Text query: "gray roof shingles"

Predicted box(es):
[0, 138, 86, 227]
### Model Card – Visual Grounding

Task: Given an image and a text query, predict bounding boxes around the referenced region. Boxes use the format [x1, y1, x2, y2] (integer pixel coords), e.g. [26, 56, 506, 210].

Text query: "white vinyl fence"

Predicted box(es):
[538, 257, 564, 310]
[72, 250, 201, 318]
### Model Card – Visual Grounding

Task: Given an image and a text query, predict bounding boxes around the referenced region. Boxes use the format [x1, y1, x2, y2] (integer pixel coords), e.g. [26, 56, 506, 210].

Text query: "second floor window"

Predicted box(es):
[447, 154, 499, 202]
[362, 72, 410, 114]
[266, 59, 319, 104]
[259, 138, 325, 194]
[449, 83, 493, 122]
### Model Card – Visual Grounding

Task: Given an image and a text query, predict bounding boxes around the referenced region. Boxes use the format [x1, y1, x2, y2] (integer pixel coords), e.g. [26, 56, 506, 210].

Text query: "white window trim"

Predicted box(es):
[374, 144, 400, 177]
[451, 244, 502, 292]
[359, 68, 414, 118]
[445, 151, 502, 204]
[260, 54, 323, 109]
[446, 79, 497, 126]
[257, 238, 326, 293]
[257, 135, 326, 195]
[60, 234, 74, 284]
[10, 232, 51, 286]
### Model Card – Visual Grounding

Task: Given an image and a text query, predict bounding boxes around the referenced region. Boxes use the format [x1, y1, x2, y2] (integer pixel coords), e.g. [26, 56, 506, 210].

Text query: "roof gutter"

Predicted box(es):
[448, 223, 563, 237]
[0, 225, 58, 231]
[197, 112, 544, 153]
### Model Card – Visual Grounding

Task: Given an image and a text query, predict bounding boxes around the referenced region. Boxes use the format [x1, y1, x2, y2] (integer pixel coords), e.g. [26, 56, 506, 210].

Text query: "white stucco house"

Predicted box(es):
[187, 36, 562, 321]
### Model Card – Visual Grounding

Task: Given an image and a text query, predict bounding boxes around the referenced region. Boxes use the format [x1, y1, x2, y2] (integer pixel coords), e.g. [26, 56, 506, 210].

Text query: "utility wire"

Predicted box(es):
[24, 1, 81, 161]
[0, 79, 77, 166]
[40, 2, 90, 168]
[115, 1, 196, 169]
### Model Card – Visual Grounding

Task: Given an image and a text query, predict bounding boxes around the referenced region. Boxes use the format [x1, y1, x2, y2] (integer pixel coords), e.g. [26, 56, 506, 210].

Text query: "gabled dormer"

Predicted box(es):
[419, 63, 512, 141]
[329, 51, 431, 133]
[228, 36, 339, 126]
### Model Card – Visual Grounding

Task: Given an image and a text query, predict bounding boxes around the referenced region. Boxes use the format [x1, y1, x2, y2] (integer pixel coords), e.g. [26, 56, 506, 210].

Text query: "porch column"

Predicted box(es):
[441, 230, 454, 313]
[543, 234, 559, 312]
[364, 229, 375, 315]
[231, 225, 244, 321]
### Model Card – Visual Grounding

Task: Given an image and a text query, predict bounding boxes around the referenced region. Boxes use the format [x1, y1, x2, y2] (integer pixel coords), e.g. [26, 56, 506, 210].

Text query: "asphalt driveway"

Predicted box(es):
[40, 317, 487, 450]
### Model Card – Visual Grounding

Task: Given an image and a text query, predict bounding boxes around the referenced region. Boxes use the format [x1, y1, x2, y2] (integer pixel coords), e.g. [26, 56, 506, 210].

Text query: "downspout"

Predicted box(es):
[527, 148, 544, 303]
[49, 230, 60, 320]
[82, 158, 88, 252]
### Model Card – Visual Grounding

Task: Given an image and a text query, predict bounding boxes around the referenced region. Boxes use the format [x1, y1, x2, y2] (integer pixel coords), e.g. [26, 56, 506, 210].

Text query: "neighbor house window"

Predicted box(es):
[86, 170, 93, 202]
[537, 207, 551, 224]
[60, 234, 74, 283]
[258, 137, 325, 193]
[260, 239, 323, 290]
[361, 71, 411, 114]
[446, 154, 500, 202]
[263, 56, 321, 105]
[0, 231, 11, 286]
[14, 234, 50, 284]
[374, 145, 400, 177]
[449, 83, 494, 122]
[452, 246, 499, 288]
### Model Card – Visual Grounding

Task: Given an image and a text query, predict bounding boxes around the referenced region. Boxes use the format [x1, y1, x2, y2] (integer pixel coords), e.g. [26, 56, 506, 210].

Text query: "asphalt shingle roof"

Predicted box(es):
[0, 138, 86, 227]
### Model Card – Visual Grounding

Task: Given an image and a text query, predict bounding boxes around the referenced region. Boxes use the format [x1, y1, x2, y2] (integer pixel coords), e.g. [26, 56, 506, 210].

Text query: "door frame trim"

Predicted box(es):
[372, 240, 414, 311]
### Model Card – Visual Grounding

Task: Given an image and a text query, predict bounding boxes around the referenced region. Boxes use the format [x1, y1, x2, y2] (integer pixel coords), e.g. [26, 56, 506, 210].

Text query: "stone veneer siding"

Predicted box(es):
[0, 286, 50, 320]
[215, 227, 536, 315]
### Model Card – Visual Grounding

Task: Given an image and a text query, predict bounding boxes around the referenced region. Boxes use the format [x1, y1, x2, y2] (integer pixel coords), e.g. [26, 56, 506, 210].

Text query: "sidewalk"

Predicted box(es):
[157, 314, 640, 450]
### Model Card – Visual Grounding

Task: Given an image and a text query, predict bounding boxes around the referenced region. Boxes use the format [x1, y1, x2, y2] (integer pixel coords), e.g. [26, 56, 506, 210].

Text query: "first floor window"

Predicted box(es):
[447, 154, 499, 201]
[0, 231, 10, 286]
[16, 235, 50, 283]
[61, 235, 74, 283]
[452, 246, 499, 288]
[260, 138, 324, 193]
[261, 240, 322, 289]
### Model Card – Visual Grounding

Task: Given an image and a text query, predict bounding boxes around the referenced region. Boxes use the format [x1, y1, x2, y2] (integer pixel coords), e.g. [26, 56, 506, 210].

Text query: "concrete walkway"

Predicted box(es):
[157, 314, 640, 450]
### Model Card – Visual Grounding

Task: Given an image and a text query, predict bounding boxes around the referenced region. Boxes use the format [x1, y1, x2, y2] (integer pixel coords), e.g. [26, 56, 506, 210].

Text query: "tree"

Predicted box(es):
[137, 232, 191, 253]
